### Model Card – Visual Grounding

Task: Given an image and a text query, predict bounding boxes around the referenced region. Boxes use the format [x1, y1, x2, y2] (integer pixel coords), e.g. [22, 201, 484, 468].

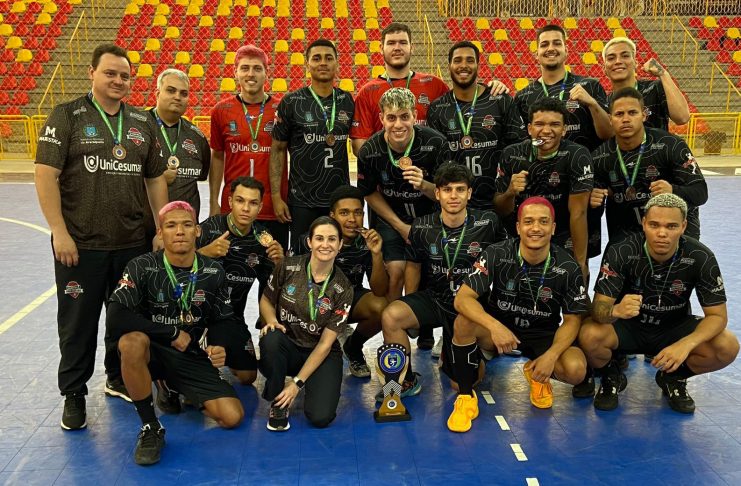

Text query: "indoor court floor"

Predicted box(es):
[0, 177, 740, 485]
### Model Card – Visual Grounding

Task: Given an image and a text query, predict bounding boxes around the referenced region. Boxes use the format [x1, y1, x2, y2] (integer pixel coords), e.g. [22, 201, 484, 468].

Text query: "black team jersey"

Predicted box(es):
[594, 233, 726, 326]
[109, 252, 235, 345]
[406, 209, 502, 306]
[298, 235, 373, 291]
[272, 86, 355, 208]
[148, 110, 210, 215]
[35, 95, 166, 250]
[263, 255, 353, 352]
[514, 74, 609, 152]
[427, 86, 527, 209]
[197, 214, 275, 324]
[357, 125, 451, 224]
[592, 127, 707, 242]
[464, 239, 589, 339]
[495, 139, 594, 249]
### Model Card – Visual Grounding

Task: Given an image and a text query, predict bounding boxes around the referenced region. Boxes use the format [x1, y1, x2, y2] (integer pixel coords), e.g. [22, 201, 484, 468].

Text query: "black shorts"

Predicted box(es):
[351, 287, 371, 311]
[376, 218, 407, 262]
[402, 290, 457, 375]
[206, 323, 258, 371]
[614, 314, 702, 355]
[148, 341, 237, 407]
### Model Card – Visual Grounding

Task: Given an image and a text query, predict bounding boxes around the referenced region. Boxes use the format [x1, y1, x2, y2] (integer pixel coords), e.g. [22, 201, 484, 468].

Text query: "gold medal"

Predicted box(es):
[460, 135, 474, 149]
[113, 144, 127, 160]
[167, 155, 180, 169]
[257, 231, 274, 247]
[398, 156, 413, 170]
[325, 133, 336, 146]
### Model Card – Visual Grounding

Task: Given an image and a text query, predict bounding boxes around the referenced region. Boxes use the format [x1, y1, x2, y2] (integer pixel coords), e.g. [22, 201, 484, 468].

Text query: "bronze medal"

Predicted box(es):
[257, 231, 274, 247]
[398, 156, 413, 170]
[167, 155, 180, 169]
[112, 144, 127, 160]
[625, 186, 637, 201]
[325, 133, 336, 146]
[183, 311, 194, 325]
[460, 135, 474, 149]
[531, 138, 545, 147]
[250, 141, 260, 152]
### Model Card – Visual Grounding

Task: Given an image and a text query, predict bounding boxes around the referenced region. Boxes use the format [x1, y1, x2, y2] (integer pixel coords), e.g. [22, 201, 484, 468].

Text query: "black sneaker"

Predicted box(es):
[155, 381, 181, 414]
[105, 377, 133, 402]
[655, 371, 695, 414]
[134, 422, 166, 465]
[593, 372, 628, 411]
[342, 340, 371, 378]
[60, 393, 86, 430]
[417, 336, 434, 350]
[572, 368, 596, 398]
[267, 403, 290, 431]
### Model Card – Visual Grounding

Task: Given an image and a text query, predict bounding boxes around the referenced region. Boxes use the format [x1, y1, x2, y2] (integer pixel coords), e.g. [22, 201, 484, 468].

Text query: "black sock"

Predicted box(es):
[667, 362, 696, 380]
[404, 351, 414, 382]
[595, 359, 617, 378]
[344, 331, 370, 360]
[452, 341, 479, 396]
[133, 395, 158, 426]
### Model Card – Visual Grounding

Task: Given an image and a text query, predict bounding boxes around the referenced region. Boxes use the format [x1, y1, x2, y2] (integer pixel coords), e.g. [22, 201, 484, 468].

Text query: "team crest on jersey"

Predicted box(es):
[264, 120, 275, 132]
[229, 120, 238, 134]
[670, 280, 686, 295]
[305, 113, 314, 123]
[192, 289, 206, 305]
[127, 127, 145, 146]
[448, 119, 456, 130]
[64, 281, 84, 299]
[84, 125, 98, 137]
[506, 279, 516, 291]
[538, 287, 553, 302]
[418, 94, 430, 106]
[338, 111, 350, 123]
[157, 289, 165, 302]
[467, 241, 482, 256]
[182, 138, 198, 155]
[286, 284, 296, 296]
[247, 253, 260, 267]
[317, 296, 332, 315]
[609, 170, 618, 182]
[482, 114, 496, 128]
[548, 171, 560, 186]
[429, 243, 438, 255]
[645, 165, 659, 180]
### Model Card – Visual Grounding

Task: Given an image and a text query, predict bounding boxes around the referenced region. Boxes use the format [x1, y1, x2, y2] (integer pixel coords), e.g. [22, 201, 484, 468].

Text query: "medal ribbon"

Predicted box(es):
[241, 95, 266, 143]
[441, 213, 468, 278]
[387, 129, 415, 167]
[90, 94, 124, 146]
[540, 71, 568, 101]
[384, 70, 412, 89]
[616, 132, 647, 188]
[517, 247, 551, 308]
[454, 86, 479, 138]
[163, 253, 199, 315]
[153, 109, 180, 156]
[307, 261, 331, 322]
[308, 86, 336, 134]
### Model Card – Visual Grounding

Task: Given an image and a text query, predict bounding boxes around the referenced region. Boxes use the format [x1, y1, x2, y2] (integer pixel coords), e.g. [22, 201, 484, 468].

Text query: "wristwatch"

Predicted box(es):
[293, 376, 305, 390]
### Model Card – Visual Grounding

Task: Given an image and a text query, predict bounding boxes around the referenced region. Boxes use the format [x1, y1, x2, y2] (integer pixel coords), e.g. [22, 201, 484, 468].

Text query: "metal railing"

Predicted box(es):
[0, 115, 33, 159]
[685, 112, 741, 155]
[36, 63, 65, 117]
[68, 11, 89, 73]
[422, 15, 435, 73]
[667, 15, 700, 74]
[709, 63, 741, 113]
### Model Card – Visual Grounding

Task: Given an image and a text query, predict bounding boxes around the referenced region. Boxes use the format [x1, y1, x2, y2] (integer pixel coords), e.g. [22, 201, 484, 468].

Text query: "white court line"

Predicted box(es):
[495, 415, 510, 431]
[481, 391, 495, 404]
[526, 478, 540, 485]
[0, 217, 56, 335]
[510, 443, 528, 461]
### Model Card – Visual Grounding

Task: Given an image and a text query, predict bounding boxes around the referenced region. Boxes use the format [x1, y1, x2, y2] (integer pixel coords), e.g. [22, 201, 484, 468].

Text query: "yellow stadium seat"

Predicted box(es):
[494, 29, 508, 41]
[336, 6, 348, 17]
[371, 65, 385, 77]
[176, 0, 190, 5]
[247, 4, 260, 15]
[261, 17, 274, 28]
[156, 3, 170, 14]
[277, 6, 289, 16]
[530, 40, 537, 52]
[488, 53, 503, 65]
[515, 78, 529, 91]
[476, 18, 489, 30]
[703, 16, 717, 28]
[144, 0, 158, 5]
[520, 17, 534, 29]
[728, 28, 740, 40]
[137, 64, 153, 77]
[220, 78, 236, 91]
[42, 2, 58, 14]
[290, 52, 304, 65]
[275, 39, 288, 52]
[225, 52, 236, 64]
[354, 53, 369, 65]
[370, 40, 381, 52]
[606, 17, 621, 29]
[186, 4, 200, 15]
[339, 78, 354, 92]
[128, 51, 141, 64]
[264, 0, 276, 7]
[199, 15, 213, 27]
[210, 39, 225, 52]
[582, 52, 598, 65]
[153, 14, 167, 26]
[377, 0, 389, 6]
[188, 64, 204, 78]
[321, 17, 334, 29]
[272, 78, 288, 92]
[175, 51, 190, 64]
[732, 51, 741, 63]
[217, 4, 230, 15]
[564, 17, 577, 30]
[36, 12, 52, 25]
[590, 40, 604, 52]
[367, 18, 379, 29]
[0, 24, 11, 36]
[291, 28, 305, 40]
[613, 28, 626, 38]
[353, 29, 366, 41]
[6, 36, 22, 49]
[68, 0, 82, 5]
[10, 2, 26, 13]
[165, 26, 180, 38]
[145, 38, 161, 51]
[124, 3, 140, 14]
[471, 40, 482, 52]
[16, 48, 32, 62]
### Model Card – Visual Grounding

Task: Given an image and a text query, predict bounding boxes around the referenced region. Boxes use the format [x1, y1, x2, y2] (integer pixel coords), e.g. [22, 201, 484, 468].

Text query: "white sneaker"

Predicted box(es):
[431, 337, 443, 359]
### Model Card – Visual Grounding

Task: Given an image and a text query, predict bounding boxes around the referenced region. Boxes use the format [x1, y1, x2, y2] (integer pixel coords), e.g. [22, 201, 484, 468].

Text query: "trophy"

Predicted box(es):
[374, 343, 412, 422]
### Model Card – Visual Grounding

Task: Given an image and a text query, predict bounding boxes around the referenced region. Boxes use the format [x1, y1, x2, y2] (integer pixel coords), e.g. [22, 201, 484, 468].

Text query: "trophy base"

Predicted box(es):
[374, 410, 411, 423]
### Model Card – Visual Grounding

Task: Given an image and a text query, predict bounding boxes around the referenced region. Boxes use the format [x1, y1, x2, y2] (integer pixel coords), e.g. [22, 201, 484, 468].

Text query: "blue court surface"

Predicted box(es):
[1, 178, 741, 485]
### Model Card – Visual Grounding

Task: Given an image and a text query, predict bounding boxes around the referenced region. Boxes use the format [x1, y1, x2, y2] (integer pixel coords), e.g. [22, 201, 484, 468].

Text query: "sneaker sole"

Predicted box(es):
[349, 369, 371, 378]
[105, 386, 133, 403]
[60, 419, 87, 431]
[266, 422, 291, 431]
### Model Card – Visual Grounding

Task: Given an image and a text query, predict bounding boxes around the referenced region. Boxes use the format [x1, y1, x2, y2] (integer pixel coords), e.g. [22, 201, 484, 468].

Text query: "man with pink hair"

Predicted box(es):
[210, 44, 289, 248]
